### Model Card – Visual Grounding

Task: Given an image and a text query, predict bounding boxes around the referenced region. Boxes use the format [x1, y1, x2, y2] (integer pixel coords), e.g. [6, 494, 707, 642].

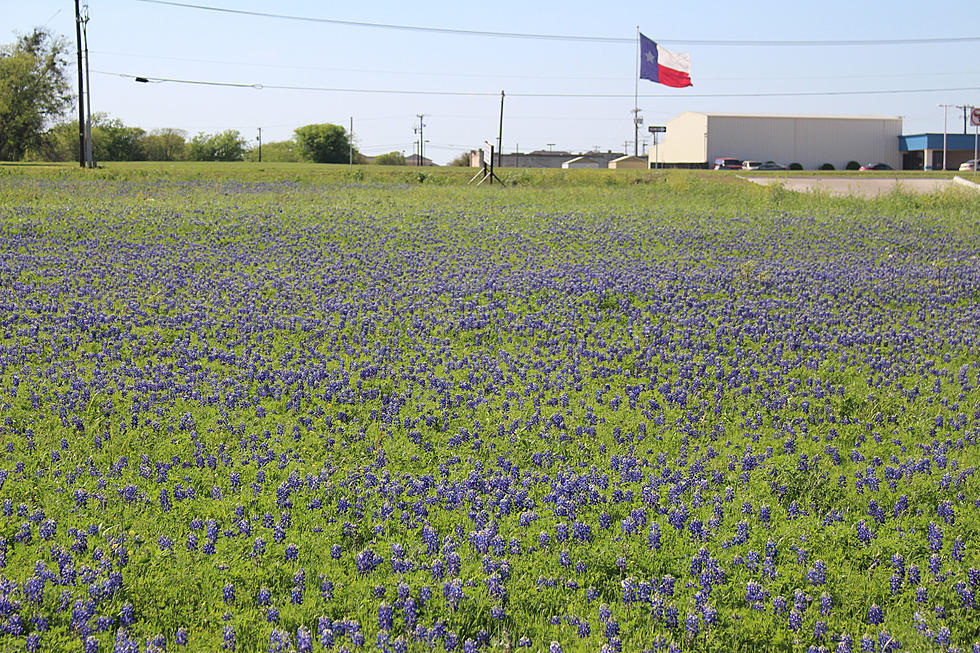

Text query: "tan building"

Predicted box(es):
[650, 112, 902, 170]
[608, 155, 648, 169]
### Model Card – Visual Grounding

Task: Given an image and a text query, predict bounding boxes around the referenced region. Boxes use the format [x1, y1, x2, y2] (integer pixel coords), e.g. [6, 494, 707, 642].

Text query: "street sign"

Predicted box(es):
[648, 125, 667, 133]
[971, 107, 980, 127]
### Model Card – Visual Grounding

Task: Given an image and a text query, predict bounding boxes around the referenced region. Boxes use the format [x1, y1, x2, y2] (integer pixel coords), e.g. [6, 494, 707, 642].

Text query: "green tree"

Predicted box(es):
[95, 116, 145, 161]
[35, 114, 148, 162]
[0, 28, 73, 161]
[187, 130, 248, 161]
[293, 123, 353, 164]
[372, 151, 406, 166]
[449, 151, 471, 167]
[245, 139, 304, 162]
[141, 128, 187, 161]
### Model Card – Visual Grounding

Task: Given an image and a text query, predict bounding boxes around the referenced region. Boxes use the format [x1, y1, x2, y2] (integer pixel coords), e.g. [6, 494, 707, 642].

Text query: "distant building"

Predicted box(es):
[468, 149, 625, 169]
[650, 112, 903, 170]
[405, 154, 437, 166]
[608, 155, 647, 169]
[899, 133, 978, 170]
[562, 155, 604, 169]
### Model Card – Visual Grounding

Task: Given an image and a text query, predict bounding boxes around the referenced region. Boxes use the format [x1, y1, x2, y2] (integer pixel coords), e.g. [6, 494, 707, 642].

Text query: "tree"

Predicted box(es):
[95, 117, 145, 161]
[187, 130, 248, 161]
[293, 123, 354, 164]
[35, 114, 147, 162]
[244, 139, 304, 162]
[448, 152, 472, 167]
[373, 151, 406, 166]
[141, 128, 187, 161]
[0, 28, 73, 161]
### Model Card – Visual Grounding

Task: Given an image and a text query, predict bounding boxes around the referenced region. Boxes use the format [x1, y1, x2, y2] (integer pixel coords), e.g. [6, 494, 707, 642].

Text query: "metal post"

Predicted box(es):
[939, 104, 951, 171]
[497, 91, 504, 168]
[349, 117, 353, 168]
[74, 0, 85, 168]
[634, 26, 639, 158]
[256, 127, 262, 162]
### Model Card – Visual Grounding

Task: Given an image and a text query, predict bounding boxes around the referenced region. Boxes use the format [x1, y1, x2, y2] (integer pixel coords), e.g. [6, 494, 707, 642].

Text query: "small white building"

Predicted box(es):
[562, 156, 604, 169]
[650, 112, 903, 170]
[608, 155, 647, 169]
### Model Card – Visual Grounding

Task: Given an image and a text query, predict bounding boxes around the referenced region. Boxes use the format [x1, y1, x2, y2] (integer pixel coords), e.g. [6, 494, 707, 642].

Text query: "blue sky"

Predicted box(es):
[7, 0, 979, 163]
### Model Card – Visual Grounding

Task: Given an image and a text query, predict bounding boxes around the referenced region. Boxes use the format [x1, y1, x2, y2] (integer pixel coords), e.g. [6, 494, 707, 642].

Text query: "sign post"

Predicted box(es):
[648, 126, 666, 170]
[971, 107, 979, 179]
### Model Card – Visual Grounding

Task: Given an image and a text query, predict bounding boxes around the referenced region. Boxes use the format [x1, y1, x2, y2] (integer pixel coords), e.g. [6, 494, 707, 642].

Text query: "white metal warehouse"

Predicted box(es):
[649, 112, 903, 170]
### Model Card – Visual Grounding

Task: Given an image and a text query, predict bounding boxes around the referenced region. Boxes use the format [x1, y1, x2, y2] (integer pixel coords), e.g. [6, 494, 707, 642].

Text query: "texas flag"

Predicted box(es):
[639, 33, 692, 88]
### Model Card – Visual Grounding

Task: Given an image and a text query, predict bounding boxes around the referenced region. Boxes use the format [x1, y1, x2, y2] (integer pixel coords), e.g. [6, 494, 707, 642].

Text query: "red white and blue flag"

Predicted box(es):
[639, 33, 692, 88]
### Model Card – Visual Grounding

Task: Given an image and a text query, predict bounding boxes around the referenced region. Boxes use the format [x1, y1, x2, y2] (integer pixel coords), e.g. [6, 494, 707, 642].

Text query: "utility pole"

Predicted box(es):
[81, 3, 93, 167]
[74, 0, 85, 168]
[632, 108, 642, 157]
[956, 105, 971, 134]
[497, 91, 505, 168]
[256, 127, 262, 162]
[414, 114, 425, 166]
[349, 117, 353, 168]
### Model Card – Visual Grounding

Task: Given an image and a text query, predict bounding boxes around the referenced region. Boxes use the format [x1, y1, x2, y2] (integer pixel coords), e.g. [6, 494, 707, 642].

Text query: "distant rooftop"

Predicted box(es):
[677, 111, 902, 122]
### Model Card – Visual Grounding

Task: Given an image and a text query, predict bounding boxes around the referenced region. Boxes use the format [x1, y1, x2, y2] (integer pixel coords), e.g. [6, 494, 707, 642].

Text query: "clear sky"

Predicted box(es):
[6, 0, 979, 163]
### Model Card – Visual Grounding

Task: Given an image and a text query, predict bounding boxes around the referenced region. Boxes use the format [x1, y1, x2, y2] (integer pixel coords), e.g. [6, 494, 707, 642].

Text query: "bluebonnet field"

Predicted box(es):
[0, 168, 978, 652]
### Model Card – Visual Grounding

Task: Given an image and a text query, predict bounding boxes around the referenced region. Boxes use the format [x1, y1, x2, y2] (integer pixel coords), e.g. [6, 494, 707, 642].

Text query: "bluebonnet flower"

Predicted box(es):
[685, 613, 699, 638]
[867, 604, 884, 625]
[808, 560, 826, 585]
[378, 602, 393, 631]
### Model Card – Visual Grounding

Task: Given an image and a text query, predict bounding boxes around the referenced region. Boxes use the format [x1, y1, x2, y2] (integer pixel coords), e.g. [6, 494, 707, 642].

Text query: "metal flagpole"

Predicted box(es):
[634, 26, 640, 158]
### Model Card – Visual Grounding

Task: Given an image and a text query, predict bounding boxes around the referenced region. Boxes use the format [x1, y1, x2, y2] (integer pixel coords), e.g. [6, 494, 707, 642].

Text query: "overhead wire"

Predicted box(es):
[94, 70, 979, 99]
[133, 0, 980, 47]
[90, 49, 979, 83]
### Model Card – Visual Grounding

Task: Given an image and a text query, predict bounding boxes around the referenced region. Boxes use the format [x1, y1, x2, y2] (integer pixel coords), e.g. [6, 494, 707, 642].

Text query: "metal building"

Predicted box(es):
[650, 112, 903, 170]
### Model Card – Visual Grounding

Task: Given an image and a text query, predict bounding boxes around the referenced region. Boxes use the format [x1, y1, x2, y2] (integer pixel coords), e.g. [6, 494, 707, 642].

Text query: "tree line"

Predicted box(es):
[1, 28, 475, 166]
[1, 28, 366, 164]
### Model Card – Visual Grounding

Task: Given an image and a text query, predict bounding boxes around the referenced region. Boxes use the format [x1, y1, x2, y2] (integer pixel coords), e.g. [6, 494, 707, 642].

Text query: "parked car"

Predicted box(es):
[757, 161, 788, 171]
[713, 157, 742, 170]
[858, 163, 893, 171]
[960, 159, 978, 172]
[741, 160, 762, 171]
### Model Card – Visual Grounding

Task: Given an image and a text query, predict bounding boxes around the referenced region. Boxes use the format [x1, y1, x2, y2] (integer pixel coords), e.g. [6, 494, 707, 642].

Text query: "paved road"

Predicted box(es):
[741, 176, 971, 198]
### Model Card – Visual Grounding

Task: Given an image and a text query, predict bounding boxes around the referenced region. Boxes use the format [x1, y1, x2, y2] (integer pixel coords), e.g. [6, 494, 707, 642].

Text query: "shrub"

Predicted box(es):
[846, 160, 861, 170]
[373, 152, 406, 166]
[789, 162, 803, 170]
[819, 163, 835, 171]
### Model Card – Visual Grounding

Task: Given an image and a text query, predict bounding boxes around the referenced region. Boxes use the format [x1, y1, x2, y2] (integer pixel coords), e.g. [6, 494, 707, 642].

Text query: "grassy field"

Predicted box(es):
[0, 163, 978, 651]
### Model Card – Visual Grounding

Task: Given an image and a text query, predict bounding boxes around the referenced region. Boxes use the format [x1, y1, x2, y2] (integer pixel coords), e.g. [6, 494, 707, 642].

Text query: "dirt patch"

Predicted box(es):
[741, 176, 961, 198]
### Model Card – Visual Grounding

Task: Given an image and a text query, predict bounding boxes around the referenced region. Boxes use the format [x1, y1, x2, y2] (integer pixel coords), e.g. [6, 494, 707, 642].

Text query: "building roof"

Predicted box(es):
[678, 111, 902, 121]
[900, 133, 979, 151]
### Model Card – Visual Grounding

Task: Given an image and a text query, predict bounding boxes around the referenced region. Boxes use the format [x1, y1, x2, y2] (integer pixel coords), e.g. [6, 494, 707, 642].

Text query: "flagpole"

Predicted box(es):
[634, 26, 640, 157]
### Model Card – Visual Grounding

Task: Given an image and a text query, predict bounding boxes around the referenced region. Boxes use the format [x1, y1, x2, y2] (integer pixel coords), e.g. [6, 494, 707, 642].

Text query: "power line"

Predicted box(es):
[133, 0, 980, 47]
[89, 49, 980, 84]
[97, 70, 980, 99]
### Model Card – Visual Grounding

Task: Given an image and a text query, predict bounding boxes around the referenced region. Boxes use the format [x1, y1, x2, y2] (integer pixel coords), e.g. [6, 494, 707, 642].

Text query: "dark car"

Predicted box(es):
[858, 163, 893, 171]
[757, 161, 787, 171]
[713, 157, 742, 170]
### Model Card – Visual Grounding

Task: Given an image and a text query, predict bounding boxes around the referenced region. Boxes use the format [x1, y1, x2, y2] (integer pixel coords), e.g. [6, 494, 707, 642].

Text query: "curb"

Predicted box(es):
[953, 176, 980, 190]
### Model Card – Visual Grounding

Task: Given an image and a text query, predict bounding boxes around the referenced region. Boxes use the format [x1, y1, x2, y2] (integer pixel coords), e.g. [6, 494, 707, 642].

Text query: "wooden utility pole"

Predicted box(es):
[497, 91, 505, 168]
[74, 0, 86, 168]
